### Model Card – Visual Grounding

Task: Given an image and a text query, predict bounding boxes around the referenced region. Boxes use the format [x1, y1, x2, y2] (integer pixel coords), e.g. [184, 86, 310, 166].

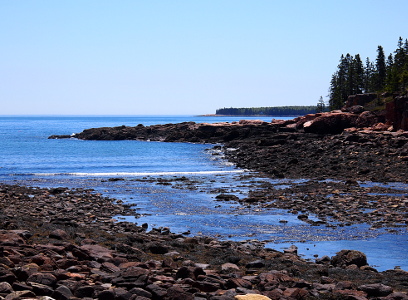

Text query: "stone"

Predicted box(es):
[128, 287, 152, 298]
[30, 282, 54, 296]
[222, 263, 240, 271]
[0, 282, 13, 293]
[0, 231, 25, 246]
[80, 244, 113, 261]
[49, 229, 69, 240]
[330, 250, 368, 268]
[145, 284, 167, 298]
[74, 285, 95, 298]
[303, 112, 359, 134]
[166, 286, 194, 300]
[98, 289, 115, 300]
[246, 260, 265, 268]
[235, 294, 271, 300]
[147, 242, 168, 254]
[52, 285, 73, 300]
[27, 272, 58, 287]
[4, 290, 36, 300]
[359, 283, 393, 297]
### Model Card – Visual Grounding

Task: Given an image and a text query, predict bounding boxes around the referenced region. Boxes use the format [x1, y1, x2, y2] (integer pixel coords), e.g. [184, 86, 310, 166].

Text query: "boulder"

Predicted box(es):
[386, 96, 408, 130]
[356, 110, 385, 128]
[359, 283, 393, 297]
[345, 93, 377, 107]
[330, 250, 368, 268]
[303, 112, 359, 134]
[80, 244, 113, 261]
[235, 294, 272, 300]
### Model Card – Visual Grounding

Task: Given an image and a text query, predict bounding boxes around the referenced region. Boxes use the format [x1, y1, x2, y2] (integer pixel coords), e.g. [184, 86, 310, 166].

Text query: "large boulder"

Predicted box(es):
[386, 96, 408, 130]
[356, 110, 386, 128]
[303, 112, 359, 134]
[330, 250, 368, 268]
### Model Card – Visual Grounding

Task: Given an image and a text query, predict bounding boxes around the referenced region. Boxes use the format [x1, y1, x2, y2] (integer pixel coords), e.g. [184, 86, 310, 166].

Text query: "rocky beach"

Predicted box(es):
[2, 106, 408, 299]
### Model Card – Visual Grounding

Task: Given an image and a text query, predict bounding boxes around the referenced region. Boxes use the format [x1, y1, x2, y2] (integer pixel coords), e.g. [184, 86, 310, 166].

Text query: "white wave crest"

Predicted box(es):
[33, 170, 245, 177]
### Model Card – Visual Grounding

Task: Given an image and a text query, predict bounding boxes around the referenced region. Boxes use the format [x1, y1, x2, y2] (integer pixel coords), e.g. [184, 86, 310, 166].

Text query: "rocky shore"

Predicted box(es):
[9, 107, 407, 299]
[49, 108, 408, 182]
[1, 184, 408, 300]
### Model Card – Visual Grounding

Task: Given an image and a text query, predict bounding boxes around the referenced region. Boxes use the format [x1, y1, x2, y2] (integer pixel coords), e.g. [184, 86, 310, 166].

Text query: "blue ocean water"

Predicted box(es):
[1, 115, 407, 271]
[0, 115, 273, 177]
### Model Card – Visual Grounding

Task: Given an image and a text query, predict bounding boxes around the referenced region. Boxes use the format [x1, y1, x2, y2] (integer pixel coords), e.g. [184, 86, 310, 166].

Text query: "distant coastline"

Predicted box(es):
[198, 114, 302, 117]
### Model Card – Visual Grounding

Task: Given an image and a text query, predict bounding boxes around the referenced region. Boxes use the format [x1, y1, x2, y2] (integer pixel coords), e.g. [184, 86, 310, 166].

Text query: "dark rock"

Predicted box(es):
[128, 287, 152, 298]
[74, 285, 96, 298]
[215, 194, 239, 201]
[359, 283, 393, 297]
[98, 289, 115, 300]
[147, 242, 168, 254]
[4, 290, 36, 300]
[246, 260, 265, 268]
[145, 284, 167, 298]
[52, 285, 73, 300]
[27, 272, 57, 287]
[29, 282, 54, 296]
[0, 282, 13, 293]
[331, 250, 368, 268]
[166, 286, 194, 300]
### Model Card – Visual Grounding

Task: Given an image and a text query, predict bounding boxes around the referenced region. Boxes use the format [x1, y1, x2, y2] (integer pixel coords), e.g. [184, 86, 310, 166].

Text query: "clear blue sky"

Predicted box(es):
[1, 1, 407, 115]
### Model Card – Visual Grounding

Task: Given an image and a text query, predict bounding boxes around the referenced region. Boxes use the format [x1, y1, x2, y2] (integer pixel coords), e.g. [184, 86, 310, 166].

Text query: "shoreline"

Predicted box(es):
[1, 183, 408, 299]
[3, 111, 408, 299]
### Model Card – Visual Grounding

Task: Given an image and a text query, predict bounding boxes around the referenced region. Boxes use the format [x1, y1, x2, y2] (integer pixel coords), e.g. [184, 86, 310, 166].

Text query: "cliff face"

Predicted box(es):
[386, 96, 408, 131]
[344, 93, 408, 131]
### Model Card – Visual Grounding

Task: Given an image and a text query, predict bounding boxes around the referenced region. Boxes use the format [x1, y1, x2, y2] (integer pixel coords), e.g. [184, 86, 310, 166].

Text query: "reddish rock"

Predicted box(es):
[49, 229, 69, 240]
[345, 93, 377, 107]
[0, 231, 25, 246]
[80, 244, 113, 262]
[386, 96, 408, 130]
[303, 112, 359, 134]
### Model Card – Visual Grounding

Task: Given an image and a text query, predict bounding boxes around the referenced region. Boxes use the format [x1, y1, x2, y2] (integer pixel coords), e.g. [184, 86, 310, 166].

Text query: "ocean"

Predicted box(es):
[0, 115, 407, 271]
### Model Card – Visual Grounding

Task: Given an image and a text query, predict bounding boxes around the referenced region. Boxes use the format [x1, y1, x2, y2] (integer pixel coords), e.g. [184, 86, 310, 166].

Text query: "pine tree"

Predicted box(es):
[316, 96, 325, 112]
[353, 54, 364, 94]
[375, 45, 386, 90]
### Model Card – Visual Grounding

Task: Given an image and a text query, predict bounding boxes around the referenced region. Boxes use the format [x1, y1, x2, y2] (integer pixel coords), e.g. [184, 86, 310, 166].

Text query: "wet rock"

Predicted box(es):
[331, 250, 368, 268]
[215, 194, 239, 201]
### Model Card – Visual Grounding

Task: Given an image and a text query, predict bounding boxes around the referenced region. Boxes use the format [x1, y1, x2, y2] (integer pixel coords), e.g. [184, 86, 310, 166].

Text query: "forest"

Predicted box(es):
[329, 36, 408, 110]
[215, 106, 317, 116]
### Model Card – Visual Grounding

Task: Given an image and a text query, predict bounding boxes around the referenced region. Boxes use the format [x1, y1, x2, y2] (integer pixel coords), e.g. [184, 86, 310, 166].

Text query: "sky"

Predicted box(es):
[1, 1, 407, 115]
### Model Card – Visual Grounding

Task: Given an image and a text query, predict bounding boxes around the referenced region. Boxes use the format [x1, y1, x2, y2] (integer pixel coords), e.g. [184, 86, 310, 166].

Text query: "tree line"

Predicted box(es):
[329, 37, 408, 110]
[216, 106, 317, 116]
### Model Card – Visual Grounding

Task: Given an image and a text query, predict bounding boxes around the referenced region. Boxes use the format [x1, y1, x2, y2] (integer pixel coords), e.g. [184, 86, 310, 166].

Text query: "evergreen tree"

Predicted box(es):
[375, 45, 386, 90]
[353, 54, 364, 94]
[364, 57, 375, 93]
[316, 96, 325, 112]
